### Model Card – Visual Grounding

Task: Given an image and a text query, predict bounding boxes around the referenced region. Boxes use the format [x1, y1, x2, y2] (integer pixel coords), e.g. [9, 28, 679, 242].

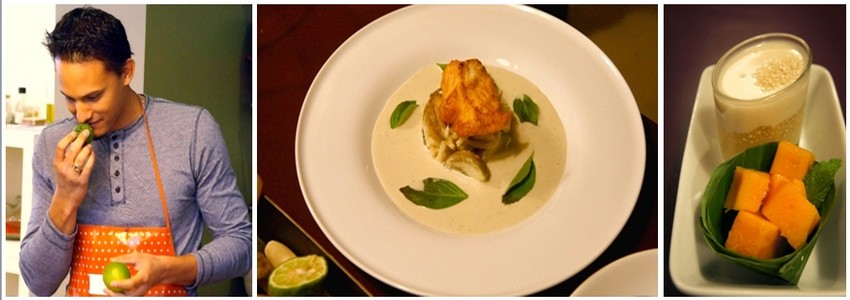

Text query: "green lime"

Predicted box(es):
[267, 255, 327, 296]
[102, 262, 131, 292]
[74, 123, 94, 145]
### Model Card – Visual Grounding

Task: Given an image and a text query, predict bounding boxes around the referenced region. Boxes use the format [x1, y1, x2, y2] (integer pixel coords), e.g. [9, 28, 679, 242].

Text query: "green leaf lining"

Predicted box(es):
[699, 142, 841, 284]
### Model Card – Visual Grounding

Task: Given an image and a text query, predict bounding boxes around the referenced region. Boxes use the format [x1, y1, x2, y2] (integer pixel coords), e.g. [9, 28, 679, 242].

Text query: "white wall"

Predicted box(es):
[2, 4, 56, 121]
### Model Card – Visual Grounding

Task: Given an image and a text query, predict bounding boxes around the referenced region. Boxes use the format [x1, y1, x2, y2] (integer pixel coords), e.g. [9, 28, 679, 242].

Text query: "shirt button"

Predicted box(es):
[115, 186, 121, 193]
[113, 143, 119, 149]
[114, 170, 120, 177]
[114, 155, 120, 161]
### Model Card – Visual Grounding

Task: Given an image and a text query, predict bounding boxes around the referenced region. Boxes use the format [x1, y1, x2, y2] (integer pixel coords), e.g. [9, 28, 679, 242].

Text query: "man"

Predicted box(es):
[19, 6, 251, 296]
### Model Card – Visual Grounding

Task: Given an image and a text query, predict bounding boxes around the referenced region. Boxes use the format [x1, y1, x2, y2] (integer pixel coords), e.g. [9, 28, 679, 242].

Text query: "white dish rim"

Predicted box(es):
[572, 248, 659, 296]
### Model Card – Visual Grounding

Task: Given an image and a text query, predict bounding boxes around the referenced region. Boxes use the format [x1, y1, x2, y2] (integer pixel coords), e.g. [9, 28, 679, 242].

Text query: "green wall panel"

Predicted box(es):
[143, 5, 252, 296]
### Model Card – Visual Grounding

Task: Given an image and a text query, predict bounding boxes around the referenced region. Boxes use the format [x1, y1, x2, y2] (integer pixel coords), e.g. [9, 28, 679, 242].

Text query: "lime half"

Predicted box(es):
[267, 255, 327, 296]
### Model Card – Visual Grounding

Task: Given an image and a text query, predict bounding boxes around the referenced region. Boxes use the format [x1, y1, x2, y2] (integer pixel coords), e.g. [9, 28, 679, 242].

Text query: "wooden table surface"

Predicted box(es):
[257, 5, 657, 295]
[663, 5, 846, 296]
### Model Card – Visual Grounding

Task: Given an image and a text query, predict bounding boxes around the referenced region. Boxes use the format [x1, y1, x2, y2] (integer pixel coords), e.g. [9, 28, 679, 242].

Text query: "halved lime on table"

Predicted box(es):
[267, 255, 327, 296]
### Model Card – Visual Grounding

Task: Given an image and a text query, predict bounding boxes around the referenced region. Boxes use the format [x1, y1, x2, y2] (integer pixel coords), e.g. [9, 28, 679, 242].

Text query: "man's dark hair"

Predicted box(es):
[44, 6, 133, 75]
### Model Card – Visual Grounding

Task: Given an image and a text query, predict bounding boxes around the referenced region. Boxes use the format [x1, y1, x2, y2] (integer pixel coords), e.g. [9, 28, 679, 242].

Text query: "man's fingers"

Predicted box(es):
[68, 129, 90, 158]
[109, 251, 143, 264]
[57, 128, 89, 171]
[75, 145, 95, 176]
[109, 277, 148, 296]
[54, 131, 78, 165]
[102, 288, 122, 297]
[108, 278, 133, 294]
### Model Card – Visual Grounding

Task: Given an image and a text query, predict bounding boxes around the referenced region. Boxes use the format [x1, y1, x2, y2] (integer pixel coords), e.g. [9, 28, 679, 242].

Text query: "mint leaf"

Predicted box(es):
[390, 100, 417, 129]
[400, 178, 468, 209]
[437, 63, 447, 71]
[803, 158, 842, 209]
[502, 155, 535, 204]
[512, 94, 539, 125]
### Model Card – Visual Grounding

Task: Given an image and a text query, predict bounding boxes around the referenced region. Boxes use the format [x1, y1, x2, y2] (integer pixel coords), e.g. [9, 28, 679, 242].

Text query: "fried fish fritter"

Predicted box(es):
[438, 59, 512, 138]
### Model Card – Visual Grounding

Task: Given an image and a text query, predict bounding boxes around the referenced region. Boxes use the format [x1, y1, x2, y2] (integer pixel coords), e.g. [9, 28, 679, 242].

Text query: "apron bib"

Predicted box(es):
[66, 96, 188, 296]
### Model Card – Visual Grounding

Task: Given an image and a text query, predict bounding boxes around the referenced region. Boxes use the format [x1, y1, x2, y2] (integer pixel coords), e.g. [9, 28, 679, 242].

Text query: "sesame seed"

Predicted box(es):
[753, 54, 803, 92]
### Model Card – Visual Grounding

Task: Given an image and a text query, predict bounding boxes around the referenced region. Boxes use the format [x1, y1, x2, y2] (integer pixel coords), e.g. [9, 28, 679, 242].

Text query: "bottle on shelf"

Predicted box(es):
[5, 93, 13, 124]
[13, 87, 26, 124]
[46, 103, 55, 124]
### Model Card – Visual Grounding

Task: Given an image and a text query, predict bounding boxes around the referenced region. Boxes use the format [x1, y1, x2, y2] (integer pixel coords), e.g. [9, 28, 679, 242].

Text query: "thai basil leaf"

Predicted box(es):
[512, 94, 539, 125]
[400, 178, 468, 209]
[502, 155, 535, 204]
[390, 100, 418, 129]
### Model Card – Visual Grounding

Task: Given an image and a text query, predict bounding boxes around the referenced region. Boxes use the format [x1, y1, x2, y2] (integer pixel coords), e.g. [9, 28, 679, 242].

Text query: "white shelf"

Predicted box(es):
[5, 125, 45, 148]
[5, 240, 25, 296]
[5, 241, 20, 275]
[5, 125, 41, 244]
[5, 125, 42, 297]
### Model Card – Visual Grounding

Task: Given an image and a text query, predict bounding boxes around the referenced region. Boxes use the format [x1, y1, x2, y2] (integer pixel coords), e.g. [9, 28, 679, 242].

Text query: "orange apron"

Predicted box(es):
[67, 98, 189, 296]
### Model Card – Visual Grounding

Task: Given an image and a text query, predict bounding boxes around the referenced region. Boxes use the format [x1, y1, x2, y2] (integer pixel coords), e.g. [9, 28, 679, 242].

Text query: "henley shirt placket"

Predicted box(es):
[109, 131, 125, 206]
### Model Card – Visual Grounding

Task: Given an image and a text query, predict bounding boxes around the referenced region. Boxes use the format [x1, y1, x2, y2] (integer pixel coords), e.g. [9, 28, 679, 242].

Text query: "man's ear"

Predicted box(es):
[121, 58, 135, 86]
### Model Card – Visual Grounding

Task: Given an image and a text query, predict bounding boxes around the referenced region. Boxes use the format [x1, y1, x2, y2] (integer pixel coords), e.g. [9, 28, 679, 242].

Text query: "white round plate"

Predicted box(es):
[572, 249, 659, 296]
[296, 5, 645, 296]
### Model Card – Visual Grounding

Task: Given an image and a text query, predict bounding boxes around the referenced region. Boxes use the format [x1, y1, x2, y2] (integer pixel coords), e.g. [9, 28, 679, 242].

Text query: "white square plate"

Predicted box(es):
[669, 65, 846, 296]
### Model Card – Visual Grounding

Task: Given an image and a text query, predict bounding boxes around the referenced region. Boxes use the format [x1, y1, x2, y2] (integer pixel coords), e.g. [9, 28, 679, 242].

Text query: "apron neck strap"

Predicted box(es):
[140, 96, 174, 235]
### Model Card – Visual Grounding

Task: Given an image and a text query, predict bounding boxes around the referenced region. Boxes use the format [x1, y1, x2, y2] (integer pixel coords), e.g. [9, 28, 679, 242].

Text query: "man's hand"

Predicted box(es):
[103, 252, 198, 296]
[48, 129, 95, 235]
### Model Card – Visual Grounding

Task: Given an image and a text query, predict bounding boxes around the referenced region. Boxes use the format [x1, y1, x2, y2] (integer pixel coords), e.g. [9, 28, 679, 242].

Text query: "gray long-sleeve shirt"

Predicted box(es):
[20, 96, 251, 296]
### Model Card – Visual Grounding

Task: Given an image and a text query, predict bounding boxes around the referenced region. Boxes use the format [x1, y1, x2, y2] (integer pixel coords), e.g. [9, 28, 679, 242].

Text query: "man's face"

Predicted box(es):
[56, 59, 131, 139]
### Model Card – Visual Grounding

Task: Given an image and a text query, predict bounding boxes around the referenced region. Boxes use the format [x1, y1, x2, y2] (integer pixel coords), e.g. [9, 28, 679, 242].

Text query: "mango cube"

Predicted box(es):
[725, 210, 784, 259]
[770, 140, 815, 181]
[724, 167, 770, 212]
[762, 174, 820, 250]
